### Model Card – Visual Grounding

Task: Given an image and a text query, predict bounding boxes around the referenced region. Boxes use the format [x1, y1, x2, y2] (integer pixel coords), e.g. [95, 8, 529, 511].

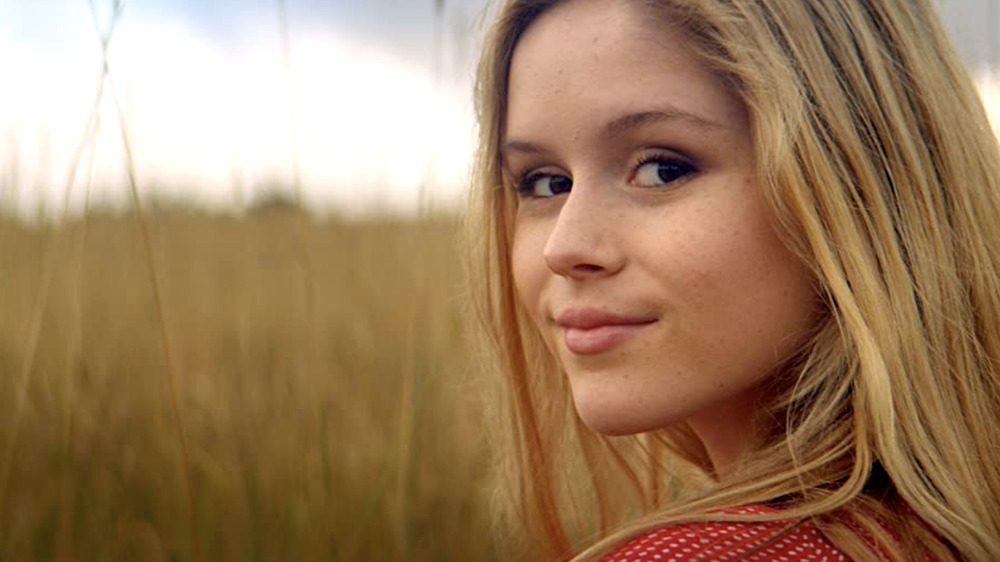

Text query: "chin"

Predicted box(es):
[572, 394, 670, 436]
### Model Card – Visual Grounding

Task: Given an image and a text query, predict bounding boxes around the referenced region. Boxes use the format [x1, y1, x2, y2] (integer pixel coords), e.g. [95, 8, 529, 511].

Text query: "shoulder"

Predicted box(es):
[601, 505, 850, 562]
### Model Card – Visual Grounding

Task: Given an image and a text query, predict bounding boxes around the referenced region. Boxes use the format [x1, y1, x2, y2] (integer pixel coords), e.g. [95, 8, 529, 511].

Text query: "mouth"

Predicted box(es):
[555, 309, 657, 355]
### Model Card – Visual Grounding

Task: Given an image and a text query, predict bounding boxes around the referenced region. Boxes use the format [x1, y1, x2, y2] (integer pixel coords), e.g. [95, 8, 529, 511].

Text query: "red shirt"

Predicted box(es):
[602, 505, 854, 561]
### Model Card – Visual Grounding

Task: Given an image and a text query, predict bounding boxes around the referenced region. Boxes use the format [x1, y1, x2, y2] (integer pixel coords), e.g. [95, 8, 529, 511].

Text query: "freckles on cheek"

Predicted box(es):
[663, 235, 736, 307]
[658, 205, 750, 290]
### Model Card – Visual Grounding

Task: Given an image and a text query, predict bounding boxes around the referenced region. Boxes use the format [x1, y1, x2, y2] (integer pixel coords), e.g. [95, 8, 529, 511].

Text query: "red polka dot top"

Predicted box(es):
[601, 504, 895, 561]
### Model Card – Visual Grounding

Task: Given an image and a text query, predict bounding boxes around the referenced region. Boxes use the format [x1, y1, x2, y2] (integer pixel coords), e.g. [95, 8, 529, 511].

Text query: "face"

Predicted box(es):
[504, 0, 818, 465]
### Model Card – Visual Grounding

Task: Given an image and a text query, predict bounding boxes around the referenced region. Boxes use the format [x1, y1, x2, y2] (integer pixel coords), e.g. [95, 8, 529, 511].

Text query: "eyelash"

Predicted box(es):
[514, 170, 571, 198]
[632, 153, 697, 187]
[513, 151, 697, 198]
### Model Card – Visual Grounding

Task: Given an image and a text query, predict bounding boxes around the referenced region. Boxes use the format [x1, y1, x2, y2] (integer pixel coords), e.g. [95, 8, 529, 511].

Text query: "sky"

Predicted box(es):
[0, 0, 493, 217]
[2, 0, 1000, 218]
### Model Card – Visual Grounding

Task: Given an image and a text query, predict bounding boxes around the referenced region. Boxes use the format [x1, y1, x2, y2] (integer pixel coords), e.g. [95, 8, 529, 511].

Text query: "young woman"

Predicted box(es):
[468, 0, 1000, 560]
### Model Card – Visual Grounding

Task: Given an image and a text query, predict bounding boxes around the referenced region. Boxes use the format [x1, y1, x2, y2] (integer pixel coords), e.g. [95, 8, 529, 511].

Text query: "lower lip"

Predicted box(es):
[562, 322, 654, 355]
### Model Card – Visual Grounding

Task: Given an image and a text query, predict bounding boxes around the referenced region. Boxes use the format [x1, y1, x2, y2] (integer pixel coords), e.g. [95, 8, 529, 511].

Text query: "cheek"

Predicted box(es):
[734, 240, 815, 359]
[652, 194, 817, 362]
[511, 221, 549, 317]
[645, 205, 751, 308]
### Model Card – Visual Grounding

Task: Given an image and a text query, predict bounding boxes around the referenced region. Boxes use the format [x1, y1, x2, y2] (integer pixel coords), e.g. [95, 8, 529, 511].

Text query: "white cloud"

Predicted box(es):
[0, 15, 475, 216]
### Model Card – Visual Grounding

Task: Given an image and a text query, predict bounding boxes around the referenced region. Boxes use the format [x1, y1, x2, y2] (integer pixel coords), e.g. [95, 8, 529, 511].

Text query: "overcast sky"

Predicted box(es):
[1, 0, 493, 216]
[2, 0, 999, 217]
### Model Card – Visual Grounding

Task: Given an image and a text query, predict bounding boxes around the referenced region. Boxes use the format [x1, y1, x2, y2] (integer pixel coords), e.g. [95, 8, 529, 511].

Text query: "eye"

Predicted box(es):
[633, 155, 696, 187]
[517, 173, 573, 198]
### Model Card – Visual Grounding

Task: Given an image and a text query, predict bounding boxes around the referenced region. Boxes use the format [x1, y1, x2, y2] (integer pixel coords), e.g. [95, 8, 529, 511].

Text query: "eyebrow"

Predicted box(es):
[501, 108, 724, 157]
[604, 109, 723, 138]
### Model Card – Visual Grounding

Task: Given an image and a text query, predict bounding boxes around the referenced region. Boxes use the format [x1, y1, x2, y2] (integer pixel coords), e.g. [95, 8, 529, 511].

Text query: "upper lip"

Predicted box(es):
[554, 308, 657, 329]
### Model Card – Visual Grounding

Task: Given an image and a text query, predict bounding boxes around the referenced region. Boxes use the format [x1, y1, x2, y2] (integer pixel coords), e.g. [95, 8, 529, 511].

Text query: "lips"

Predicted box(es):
[555, 309, 657, 355]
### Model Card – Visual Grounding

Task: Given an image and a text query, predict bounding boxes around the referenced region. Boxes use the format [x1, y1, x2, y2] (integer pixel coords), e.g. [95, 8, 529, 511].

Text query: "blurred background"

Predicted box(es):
[2, 0, 1000, 560]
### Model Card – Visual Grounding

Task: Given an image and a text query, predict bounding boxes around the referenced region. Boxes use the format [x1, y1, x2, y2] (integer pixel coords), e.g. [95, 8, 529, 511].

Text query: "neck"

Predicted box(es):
[685, 391, 759, 476]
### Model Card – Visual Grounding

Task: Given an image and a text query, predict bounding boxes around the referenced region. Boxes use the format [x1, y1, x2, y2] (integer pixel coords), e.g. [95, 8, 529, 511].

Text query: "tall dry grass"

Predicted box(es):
[0, 208, 500, 561]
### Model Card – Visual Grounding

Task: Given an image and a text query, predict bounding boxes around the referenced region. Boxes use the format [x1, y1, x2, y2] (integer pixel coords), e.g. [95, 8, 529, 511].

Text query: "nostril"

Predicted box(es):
[574, 263, 604, 273]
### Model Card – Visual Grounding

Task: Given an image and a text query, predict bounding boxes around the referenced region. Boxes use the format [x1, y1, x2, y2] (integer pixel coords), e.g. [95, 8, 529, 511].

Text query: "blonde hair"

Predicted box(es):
[467, 0, 1000, 559]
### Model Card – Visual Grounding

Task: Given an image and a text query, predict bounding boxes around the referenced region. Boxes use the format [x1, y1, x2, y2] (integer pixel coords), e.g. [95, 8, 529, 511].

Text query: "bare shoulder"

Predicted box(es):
[602, 505, 849, 562]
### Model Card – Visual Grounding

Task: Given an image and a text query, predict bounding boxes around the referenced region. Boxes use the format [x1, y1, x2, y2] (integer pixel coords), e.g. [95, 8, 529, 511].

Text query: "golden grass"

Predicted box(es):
[0, 209, 499, 561]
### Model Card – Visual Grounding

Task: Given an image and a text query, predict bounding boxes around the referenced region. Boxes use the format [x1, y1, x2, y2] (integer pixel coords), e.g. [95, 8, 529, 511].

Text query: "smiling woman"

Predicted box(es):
[505, 6, 817, 458]
[469, 0, 1000, 560]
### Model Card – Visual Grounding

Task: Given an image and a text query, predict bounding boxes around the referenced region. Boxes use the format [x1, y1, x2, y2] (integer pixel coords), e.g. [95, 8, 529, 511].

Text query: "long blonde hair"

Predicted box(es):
[468, 0, 1000, 559]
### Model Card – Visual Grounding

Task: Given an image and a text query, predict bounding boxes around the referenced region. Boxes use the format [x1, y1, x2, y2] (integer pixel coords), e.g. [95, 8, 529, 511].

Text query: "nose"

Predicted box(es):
[542, 182, 625, 278]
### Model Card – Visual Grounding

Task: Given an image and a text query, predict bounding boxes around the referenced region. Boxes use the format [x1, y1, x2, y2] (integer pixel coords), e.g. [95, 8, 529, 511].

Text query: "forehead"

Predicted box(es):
[504, 0, 745, 141]
[510, 0, 656, 88]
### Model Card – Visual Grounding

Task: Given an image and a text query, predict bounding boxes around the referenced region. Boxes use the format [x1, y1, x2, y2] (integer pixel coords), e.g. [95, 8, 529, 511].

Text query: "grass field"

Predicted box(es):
[0, 208, 501, 561]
